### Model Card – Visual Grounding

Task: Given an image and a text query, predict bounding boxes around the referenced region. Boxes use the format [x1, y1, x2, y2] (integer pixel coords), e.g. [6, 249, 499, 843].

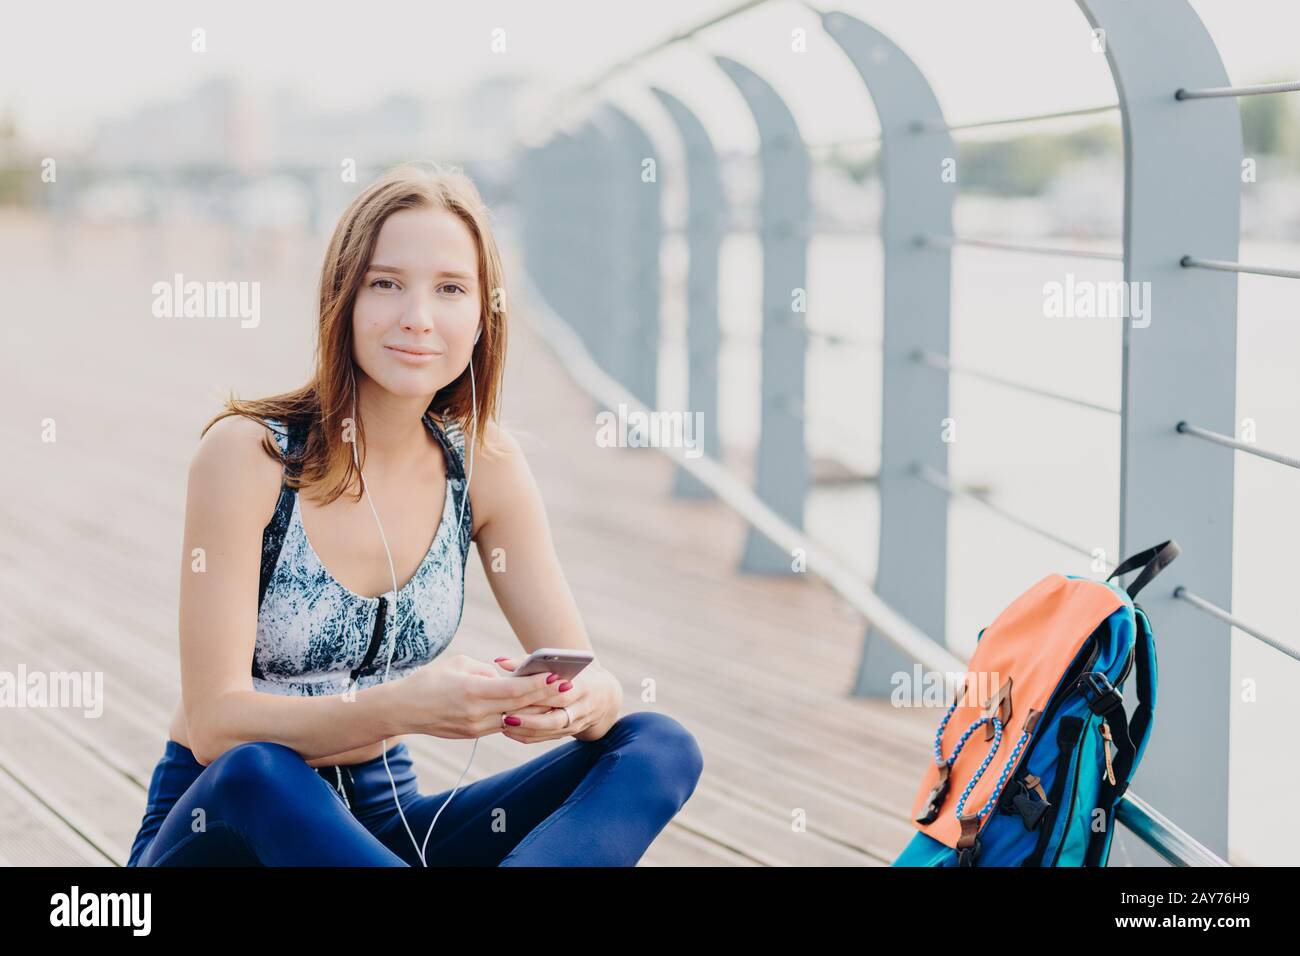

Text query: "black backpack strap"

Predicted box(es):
[1084, 609, 1158, 865]
[1106, 539, 1180, 600]
[254, 418, 308, 680]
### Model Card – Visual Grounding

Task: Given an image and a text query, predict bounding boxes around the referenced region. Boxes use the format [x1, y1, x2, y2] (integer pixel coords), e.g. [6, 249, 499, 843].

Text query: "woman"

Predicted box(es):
[127, 162, 704, 867]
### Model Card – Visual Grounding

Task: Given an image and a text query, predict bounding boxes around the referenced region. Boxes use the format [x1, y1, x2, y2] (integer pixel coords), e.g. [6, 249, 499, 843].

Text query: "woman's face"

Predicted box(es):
[352, 205, 481, 400]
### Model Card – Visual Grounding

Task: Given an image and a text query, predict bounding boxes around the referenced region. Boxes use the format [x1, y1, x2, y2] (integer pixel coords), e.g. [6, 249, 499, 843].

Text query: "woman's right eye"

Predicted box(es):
[370, 278, 399, 291]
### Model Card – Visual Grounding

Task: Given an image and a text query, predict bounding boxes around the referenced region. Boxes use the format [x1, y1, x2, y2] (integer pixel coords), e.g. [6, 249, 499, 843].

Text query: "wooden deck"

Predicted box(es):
[0, 213, 934, 866]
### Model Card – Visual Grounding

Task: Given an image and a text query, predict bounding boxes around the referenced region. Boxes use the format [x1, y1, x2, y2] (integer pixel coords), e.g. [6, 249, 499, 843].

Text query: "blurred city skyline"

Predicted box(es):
[4, 1, 1300, 153]
[2, 0, 1298, 241]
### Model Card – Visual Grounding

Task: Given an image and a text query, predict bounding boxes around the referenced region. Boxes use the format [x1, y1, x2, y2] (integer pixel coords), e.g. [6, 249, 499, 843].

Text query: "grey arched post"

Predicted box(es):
[567, 122, 621, 374]
[551, 133, 591, 330]
[1075, 0, 1237, 865]
[650, 86, 725, 498]
[534, 122, 613, 378]
[518, 138, 565, 320]
[714, 55, 811, 574]
[820, 10, 957, 697]
[587, 104, 662, 409]
[521, 133, 589, 345]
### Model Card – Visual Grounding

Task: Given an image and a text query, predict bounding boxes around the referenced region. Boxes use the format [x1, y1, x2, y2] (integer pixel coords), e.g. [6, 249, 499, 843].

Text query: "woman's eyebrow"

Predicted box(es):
[366, 263, 475, 281]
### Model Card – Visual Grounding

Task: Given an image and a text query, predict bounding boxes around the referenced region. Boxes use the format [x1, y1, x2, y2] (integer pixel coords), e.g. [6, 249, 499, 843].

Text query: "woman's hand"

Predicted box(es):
[492, 656, 623, 744]
[395, 653, 568, 740]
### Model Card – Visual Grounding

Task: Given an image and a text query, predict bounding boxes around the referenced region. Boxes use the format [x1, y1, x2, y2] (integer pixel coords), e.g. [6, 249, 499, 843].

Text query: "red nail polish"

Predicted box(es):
[559, 681, 572, 692]
[494, 657, 508, 663]
[546, 673, 559, 683]
[505, 715, 522, 726]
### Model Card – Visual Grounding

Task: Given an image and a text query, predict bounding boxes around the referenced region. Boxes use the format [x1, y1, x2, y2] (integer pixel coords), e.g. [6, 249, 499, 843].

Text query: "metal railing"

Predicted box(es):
[511, 0, 1300, 867]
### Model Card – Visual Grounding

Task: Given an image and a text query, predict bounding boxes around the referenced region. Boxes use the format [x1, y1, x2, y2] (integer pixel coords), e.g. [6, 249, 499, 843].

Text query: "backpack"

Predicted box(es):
[891, 540, 1180, 867]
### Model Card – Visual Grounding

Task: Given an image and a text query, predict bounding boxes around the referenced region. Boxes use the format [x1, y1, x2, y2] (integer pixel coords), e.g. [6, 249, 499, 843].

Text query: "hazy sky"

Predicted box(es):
[4, 0, 1298, 153]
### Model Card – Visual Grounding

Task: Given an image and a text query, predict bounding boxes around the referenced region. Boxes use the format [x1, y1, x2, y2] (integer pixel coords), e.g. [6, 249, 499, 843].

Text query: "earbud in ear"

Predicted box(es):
[473, 326, 482, 346]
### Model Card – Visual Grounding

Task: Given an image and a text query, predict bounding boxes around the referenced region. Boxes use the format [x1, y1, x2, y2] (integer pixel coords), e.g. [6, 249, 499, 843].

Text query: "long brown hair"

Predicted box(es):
[205, 161, 509, 504]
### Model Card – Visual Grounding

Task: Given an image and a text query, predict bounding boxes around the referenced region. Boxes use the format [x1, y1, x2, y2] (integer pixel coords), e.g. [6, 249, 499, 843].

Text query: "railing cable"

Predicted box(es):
[1175, 80, 1300, 100]
[526, 0, 773, 140]
[916, 350, 1120, 416]
[1180, 254, 1300, 281]
[911, 102, 1119, 134]
[1176, 421, 1300, 471]
[1173, 588, 1300, 663]
[918, 234, 1124, 262]
[916, 465, 1110, 568]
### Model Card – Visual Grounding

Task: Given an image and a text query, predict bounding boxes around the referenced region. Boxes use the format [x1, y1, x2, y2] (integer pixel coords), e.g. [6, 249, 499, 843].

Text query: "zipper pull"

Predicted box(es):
[349, 595, 389, 684]
[1099, 719, 1116, 785]
[1023, 772, 1048, 802]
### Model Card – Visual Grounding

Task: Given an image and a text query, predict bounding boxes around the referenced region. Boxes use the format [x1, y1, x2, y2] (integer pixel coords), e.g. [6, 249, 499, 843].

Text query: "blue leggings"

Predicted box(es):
[127, 711, 703, 866]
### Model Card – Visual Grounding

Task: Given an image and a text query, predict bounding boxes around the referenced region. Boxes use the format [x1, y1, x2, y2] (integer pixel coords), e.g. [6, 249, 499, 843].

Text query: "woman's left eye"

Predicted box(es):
[369, 278, 462, 294]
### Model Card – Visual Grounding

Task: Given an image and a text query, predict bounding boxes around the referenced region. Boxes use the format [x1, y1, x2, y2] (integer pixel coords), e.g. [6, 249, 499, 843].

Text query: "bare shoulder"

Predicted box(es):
[187, 413, 285, 530]
[466, 420, 538, 533]
[480, 418, 524, 458]
[468, 419, 528, 485]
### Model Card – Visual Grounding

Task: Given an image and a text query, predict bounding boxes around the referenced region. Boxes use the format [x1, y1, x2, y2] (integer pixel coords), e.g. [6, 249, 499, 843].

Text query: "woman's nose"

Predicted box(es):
[400, 291, 438, 332]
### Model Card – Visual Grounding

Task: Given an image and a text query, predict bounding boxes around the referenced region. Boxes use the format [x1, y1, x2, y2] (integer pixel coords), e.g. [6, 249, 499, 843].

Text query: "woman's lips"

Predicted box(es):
[385, 345, 442, 364]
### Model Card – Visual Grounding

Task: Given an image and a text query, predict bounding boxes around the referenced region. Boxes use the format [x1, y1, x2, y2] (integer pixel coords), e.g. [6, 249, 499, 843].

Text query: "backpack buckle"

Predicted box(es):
[999, 774, 1051, 830]
[916, 764, 951, 825]
[1011, 790, 1050, 830]
[1078, 672, 1124, 716]
[957, 842, 981, 866]
[956, 814, 982, 866]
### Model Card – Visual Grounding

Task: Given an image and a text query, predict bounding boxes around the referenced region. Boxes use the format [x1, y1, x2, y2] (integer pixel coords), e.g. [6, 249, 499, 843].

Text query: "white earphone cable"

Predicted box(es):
[347, 345, 479, 867]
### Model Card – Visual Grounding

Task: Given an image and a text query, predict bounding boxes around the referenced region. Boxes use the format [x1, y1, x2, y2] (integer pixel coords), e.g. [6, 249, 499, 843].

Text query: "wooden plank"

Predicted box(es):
[0, 706, 139, 866]
[0, 766, 114, 867]
[637, 822, 762, 867]
[0, 612, 168, 789]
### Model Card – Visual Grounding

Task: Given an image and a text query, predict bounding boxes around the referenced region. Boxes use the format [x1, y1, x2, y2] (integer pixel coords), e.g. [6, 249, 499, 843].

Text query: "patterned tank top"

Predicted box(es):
[252, 412, 472, 697]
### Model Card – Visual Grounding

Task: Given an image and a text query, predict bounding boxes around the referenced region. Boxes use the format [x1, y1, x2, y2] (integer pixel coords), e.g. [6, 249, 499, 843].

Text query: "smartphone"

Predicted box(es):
[509, 648, 594, 680]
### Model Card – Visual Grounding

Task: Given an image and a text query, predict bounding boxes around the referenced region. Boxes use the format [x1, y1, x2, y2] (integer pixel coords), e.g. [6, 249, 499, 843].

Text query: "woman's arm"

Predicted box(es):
[469, 422, 623, 742]
[178, 414, 406, 766]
